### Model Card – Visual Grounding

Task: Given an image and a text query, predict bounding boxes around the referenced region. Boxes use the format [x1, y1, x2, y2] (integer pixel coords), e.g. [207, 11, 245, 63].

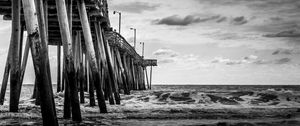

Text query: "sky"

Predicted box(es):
[0, 0, 300, 85]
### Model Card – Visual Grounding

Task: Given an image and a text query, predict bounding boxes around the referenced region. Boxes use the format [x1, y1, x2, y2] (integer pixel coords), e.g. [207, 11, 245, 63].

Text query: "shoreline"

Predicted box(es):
[1, 85, 300, 125]
[1, 107, 300, 125]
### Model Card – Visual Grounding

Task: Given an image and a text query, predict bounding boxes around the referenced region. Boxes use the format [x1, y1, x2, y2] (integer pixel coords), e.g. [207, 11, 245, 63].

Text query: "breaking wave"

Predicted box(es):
[121, 87, 300, 108]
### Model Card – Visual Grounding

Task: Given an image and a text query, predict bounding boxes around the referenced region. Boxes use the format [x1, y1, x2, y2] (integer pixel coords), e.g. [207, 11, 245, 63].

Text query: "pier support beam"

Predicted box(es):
[116, 50, 129, 94]
[22, 0, 58, 125]
[75, 31, 85, 104]
[150, 66, 153, 89]
[102, 34, 121, 105]
[0, 41, 12, 105]
[144, 67, 150, 89]
[18, 38, 31, 97]
[77, 0, 107, 113]
[57, 43, 61, 92]
[9, 0, 22, 112]
[94, 22, 114, 105]
[87, 58, 96, 106]
[55, 0, 82, 121]
[63, 0, 73, 119]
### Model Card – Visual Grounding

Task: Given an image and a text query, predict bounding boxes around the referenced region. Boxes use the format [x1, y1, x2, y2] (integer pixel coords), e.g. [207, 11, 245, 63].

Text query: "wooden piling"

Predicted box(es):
[94, 22, 114, 104]
[57, 42, 61, 92]
[116, 51, 130, 94]
[83, 55, 88, 92]
[62, 58, 65, 91]
[150, 66, 153, 89]
[115, 48, 129, 94]
[44, 0, 53, 89]
[87, 59, 96, 106]
[55, 0, 82, 121]
[34, 80, 41, 105]
[0, 41, 12, 105]
[18, 38, 31, 97]
[102, 32, 121, 104]
[130, 59, 137, 90]
[122, 55, 131, 90]
[22, 0, 58, 125]
[63, 0, 72, 119]
[82, 52, 87, 92]
[35, 0, 58, 117]
[63, 55, 71, 119]
[144, 67, 150, 89]
[77, 31, 85, 104]
[9, 0, 22, 112]
[77, 0, 107, 113]
[19, 25, 24, 66]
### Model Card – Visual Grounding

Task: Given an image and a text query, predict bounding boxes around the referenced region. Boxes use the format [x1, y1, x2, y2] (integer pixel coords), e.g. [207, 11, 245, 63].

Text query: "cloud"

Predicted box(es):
[158, 58, 175, 64]
[211, 55, 292, 65]
[153, 48, 179, 65]
[203, 31, 250, 41]
[253, 58, 291, 65]
[211, 57, 246, 65]
[225, 60, 243, 65]
[111, 2, 159, 13]
[153, 15, 200, 26]
[253, 60, 271, 65]
[152, 48, 211, 69]
[216, 17, 227, 23]
[269, 17, 283, 22]
[274, 58, 291, 64]
[231, 16, 248, 25]
[272, 49, 293, 55]
[244, 55, 258, 60]
[196, 0, 300, 9]
[152, 48, 178, 57]
[264, 29, 300, 37]
[153, 15, 221, 26]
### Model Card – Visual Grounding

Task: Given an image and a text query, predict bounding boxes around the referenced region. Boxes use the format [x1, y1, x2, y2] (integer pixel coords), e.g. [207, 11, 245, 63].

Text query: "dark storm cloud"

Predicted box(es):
[111, 2, 159, 13]
[216, 17, 227, 23]
[197, 0, 300, 19]
[225, 61, 242, 65]
[253, 58, 292, 65]
[251, 58, 292, 65]
[153, 15, 221, 26]
[196, 0, 300, 8]
[253, 60, 271, 65]
[272, 49, 293, 55]
[264, 29, 300, 37]
[274, 58, 291, 64]
[269, 17, 283, 22]
[231, 16, 248, 25]
[196, 0, 239, 5]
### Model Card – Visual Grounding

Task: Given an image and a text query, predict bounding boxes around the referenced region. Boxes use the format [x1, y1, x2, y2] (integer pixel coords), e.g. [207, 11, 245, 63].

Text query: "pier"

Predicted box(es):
[0, 0, 157, 125]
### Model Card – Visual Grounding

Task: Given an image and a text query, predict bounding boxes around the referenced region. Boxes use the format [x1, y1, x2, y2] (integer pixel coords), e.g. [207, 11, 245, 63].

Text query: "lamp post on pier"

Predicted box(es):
[130, 27, 136, 50]
[113, 11, 121, 34]
[140, 42, 144, 58]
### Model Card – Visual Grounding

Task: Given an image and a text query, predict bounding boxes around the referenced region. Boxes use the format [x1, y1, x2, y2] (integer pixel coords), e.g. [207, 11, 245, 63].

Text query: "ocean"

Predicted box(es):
[0, 84, 300, 125]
